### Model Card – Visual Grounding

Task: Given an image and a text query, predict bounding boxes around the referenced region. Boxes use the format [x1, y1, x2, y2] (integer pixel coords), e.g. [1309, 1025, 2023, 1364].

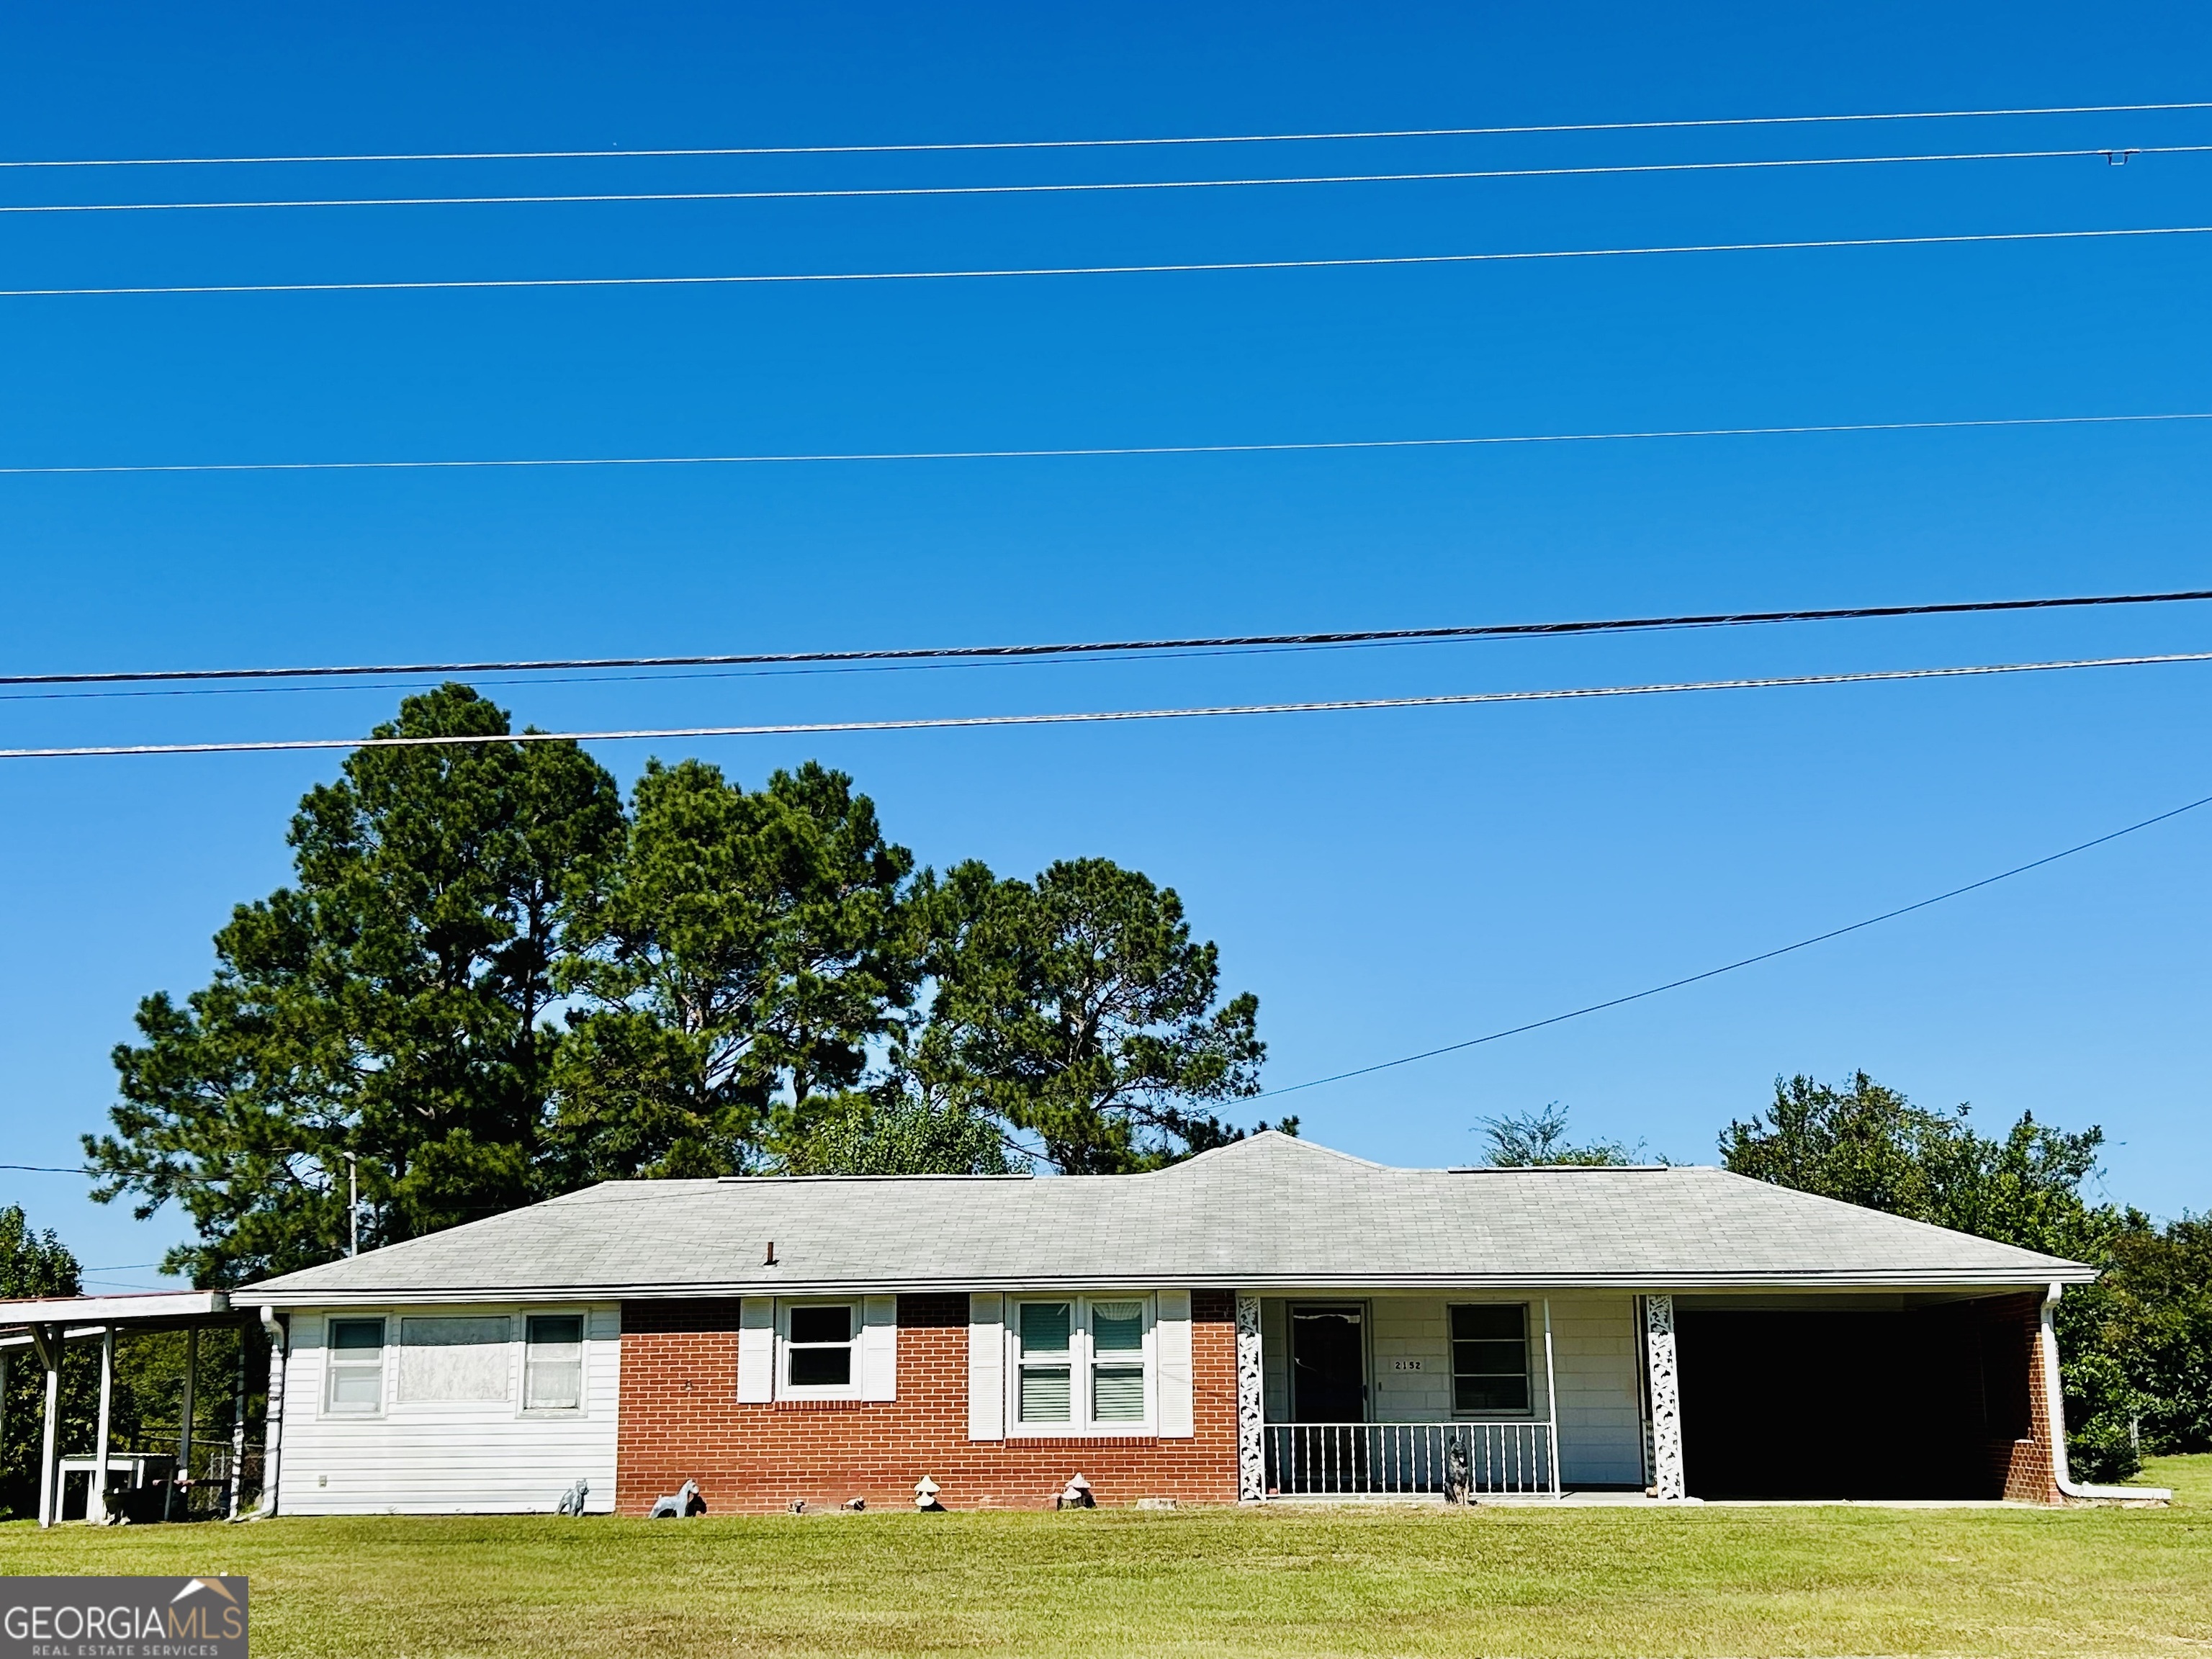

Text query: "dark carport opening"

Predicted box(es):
[1675, 1298, 2034, 1500]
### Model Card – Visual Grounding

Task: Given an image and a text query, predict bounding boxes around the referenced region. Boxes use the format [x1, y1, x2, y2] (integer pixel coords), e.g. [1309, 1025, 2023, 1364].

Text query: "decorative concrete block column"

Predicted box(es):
[1643, 1293, 1685, 1501]
[1235, 1295, 1264, 1501]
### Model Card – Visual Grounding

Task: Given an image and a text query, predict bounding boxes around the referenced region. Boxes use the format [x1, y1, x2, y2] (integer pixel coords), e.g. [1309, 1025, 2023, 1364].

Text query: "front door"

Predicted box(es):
[1291, 1304, 1367, 1421]
[1283, 1304, 1368, 1492]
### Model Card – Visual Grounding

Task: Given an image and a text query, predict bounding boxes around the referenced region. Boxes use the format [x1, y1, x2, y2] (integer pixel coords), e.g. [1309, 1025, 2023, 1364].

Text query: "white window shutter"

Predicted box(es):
[967, 1292, 1004, 1440]
[861, 1295, 899, 1401]
[737, 1297, 775, 1403]
[1156, 1290, 1195, 1438]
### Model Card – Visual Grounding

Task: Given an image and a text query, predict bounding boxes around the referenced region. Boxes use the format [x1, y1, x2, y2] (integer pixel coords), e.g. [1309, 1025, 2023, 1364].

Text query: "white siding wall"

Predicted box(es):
[278, 1304, 621, 1515]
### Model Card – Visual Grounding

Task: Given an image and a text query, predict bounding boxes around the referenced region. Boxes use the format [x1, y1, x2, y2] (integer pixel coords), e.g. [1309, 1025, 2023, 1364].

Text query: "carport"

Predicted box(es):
[1, 1290, 256, 1526]
[1673, 1292, 2041, 1500]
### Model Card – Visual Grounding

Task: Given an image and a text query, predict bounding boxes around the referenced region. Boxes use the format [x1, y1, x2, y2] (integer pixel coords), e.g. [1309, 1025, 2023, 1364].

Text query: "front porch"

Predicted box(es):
[1230, 1287, 2069, 1503]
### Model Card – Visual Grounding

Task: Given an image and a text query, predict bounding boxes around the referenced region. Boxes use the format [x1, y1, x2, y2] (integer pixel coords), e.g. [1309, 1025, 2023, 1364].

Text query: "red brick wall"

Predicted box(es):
[1991, 1292, 2063, 1505]
[615, 1292, 1241, 1514]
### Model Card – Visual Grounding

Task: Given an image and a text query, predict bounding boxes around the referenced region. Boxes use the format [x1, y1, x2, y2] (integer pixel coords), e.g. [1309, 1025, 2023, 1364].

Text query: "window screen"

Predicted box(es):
[1089, 1300, 1146, 1423]
[397, 1316, 513, 1402]
[325, 1318, 385, 1413]
[1017, 1300, 1073, 1424]
[1450, 1303, 1530, 1413]
[786, 1304, 855, 1388]
[525, 1314, 585, 1410]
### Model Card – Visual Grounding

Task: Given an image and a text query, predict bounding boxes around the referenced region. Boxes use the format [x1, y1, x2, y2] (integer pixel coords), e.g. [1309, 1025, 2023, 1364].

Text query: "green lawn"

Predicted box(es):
[4, 1456, 2206, 1658]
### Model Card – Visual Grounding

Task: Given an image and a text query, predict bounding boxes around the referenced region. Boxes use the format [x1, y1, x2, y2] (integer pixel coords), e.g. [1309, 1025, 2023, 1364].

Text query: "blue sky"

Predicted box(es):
[2, 3, 2208, 1289]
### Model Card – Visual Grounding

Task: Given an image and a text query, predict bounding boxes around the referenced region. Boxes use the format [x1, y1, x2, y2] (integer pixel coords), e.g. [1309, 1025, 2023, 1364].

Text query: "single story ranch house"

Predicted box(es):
[197, 1132, 2148, 1515]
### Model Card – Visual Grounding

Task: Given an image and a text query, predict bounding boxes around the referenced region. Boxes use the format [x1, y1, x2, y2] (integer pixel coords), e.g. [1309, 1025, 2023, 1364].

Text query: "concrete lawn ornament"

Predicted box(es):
[556, 1477, 591, 1516]
[1056, 1474, 1095, 1510]
[913, 1476, 944, 1511]
[649, 1479, 706, 1518]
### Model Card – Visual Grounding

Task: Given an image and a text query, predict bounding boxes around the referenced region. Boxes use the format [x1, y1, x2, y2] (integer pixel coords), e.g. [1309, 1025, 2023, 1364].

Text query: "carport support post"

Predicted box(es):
[89, 1326, 116, 1524]
[1643, 1294, 1685, 1501]
[169, 1326, 198, 1522]
[33, 1326, 60, 1527]
[225, 1336, 246, 1519]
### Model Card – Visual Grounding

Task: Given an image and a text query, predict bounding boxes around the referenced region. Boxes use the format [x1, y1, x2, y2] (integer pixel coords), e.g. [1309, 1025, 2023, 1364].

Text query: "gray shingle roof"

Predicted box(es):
[245, 1132, 2092, 1305]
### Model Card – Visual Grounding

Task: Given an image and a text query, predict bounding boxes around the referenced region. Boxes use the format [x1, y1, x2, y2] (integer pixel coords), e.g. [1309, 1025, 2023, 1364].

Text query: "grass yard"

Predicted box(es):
[2, 1456, 2205, 1658]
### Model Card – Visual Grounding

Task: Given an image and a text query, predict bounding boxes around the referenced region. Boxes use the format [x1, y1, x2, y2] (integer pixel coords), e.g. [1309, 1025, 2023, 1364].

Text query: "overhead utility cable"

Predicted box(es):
[9, 410, 2206, 479]
[12, 588, 2210, 689]
[10, 145, 2205, 216]
[1255, 785, 2212, 1100]
[5, 650, 2208, 760]
[5, 100, 2207, 168]
[9, 783, 2208, 1175]
[10, 223, 2206, 301]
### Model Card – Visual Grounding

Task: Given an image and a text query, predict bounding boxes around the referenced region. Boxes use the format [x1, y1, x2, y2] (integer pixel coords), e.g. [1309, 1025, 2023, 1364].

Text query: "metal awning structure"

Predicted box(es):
[1, 1290, 248, 1527]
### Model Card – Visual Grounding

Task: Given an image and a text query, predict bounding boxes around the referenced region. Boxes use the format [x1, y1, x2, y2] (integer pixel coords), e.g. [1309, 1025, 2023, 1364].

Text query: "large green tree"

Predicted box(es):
[89, 685, 624, 1284]
[549, 757, 917, 1179]
[909, 858, 1264, 1172]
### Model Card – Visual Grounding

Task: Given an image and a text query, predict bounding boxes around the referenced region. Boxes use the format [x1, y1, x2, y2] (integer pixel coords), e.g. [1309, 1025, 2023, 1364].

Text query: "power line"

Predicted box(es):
[5, 649, 2208, 761]
[9, 144, 2204, 216]
[8, 587, 2209, 691]
[9, 222, 2206, 301]
[5, 100, 2208, 169]
[1257, 786, 2212, 1100]
[6, 410, 2207, 480]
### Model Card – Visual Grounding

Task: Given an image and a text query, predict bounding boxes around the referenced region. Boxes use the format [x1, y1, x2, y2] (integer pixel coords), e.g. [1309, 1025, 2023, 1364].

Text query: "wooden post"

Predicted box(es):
[35, 1326, 62, 1528]
[89, 1327, 116, 1524]
[1542, 1298, 1561, 1499]
[169, 1327, 198, 1522]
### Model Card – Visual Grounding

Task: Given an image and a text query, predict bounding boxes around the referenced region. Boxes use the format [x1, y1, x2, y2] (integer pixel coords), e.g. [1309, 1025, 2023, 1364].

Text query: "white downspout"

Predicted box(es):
[237, 1306, 288, 1521]
[2039, 1282, 2169, 1503]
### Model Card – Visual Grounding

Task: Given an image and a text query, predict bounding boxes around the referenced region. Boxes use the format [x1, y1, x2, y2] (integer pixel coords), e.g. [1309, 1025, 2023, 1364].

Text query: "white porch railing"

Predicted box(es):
[1262, 1421, 1559, 1498]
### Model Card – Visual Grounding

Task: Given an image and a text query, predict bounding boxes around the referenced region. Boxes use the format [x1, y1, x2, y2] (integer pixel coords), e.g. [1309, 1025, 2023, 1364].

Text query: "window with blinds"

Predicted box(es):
[1012, 1296, 1153, 1431]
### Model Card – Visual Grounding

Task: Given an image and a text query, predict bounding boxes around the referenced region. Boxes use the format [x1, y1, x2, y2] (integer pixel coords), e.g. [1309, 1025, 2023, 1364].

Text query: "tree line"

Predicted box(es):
[84, 685, 1272, 1287]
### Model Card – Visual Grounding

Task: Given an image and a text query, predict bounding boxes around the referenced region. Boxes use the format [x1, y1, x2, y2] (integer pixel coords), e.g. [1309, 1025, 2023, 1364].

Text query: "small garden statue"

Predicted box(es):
[649, 1478, 706, 1518]
[557, 1477, 590, 1516]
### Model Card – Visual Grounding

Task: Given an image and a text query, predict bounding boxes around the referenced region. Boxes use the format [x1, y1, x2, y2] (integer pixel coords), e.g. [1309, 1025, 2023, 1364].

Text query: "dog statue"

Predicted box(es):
[648, 1478, 706, 1518]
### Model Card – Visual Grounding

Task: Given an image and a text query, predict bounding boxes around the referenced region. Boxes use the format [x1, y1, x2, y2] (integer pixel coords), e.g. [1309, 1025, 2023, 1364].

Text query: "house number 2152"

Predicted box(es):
[1391, 1359, 1424, 1372]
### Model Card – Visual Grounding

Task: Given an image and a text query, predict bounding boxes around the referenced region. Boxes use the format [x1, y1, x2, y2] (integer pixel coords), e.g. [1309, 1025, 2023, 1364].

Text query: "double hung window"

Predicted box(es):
[325, 1317, 385, 1414]
[1012, 1296, 1152, 1431]
[784, 1303, 858, 1393]
[1449, 1303, 1531, 1413]
[524, 1315, 585, 1411]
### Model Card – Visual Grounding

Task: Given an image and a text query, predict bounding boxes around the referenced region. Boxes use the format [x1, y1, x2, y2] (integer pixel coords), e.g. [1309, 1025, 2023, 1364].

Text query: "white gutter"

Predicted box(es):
[2040, 1282, 2170, 1503]
[245, 1269, 2096, 1307]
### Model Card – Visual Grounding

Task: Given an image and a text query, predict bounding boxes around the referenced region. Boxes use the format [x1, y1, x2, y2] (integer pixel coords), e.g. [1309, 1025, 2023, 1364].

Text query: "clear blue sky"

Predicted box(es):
[3, 3, 2207, 1290]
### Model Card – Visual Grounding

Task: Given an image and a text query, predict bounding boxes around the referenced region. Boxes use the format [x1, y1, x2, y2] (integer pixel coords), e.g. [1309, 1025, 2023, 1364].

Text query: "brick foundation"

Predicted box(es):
[615, 1292, 1241, 1514]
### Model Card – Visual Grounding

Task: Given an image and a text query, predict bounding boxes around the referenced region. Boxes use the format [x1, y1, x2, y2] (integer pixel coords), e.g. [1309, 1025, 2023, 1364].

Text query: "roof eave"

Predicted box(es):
[245, 1265, 2096, 1308]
